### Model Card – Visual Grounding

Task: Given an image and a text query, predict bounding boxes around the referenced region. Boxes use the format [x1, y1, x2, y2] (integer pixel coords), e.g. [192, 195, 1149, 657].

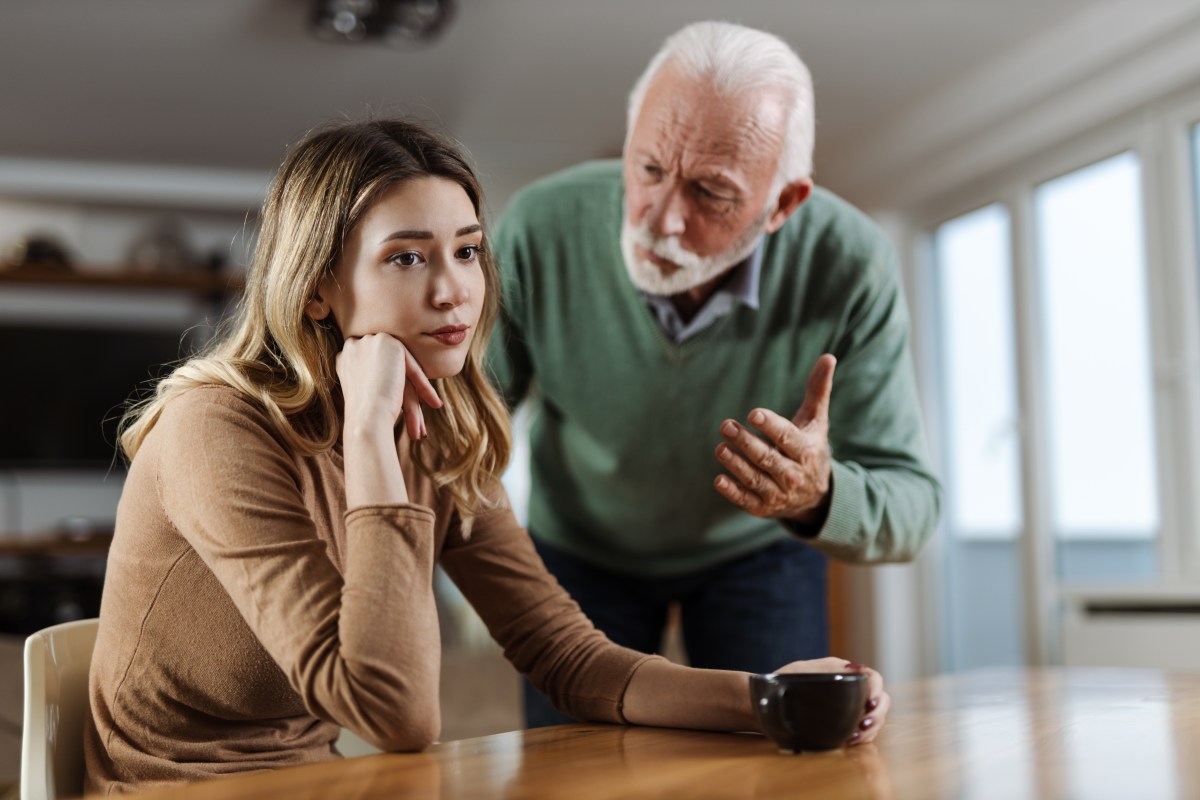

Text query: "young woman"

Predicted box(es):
[83, 119, 890, 794]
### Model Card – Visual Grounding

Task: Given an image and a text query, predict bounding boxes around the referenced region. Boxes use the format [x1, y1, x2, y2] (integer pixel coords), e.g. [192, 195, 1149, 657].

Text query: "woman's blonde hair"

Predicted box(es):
[119, 118, 511, 517]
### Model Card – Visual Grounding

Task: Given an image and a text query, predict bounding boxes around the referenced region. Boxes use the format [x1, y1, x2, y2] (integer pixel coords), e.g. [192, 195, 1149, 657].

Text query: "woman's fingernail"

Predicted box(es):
[844, 662, 865, 671]
[866, 697, 879, 712]
[848, 730, 861, 743]
[859, 717, 874, 731]
[722, 421, 739, 436]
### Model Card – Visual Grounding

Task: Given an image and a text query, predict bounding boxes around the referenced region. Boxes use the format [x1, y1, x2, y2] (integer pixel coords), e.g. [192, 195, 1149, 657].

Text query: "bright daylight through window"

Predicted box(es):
[934, 204, 1022, 541]
[1034, 152, 1159, 542]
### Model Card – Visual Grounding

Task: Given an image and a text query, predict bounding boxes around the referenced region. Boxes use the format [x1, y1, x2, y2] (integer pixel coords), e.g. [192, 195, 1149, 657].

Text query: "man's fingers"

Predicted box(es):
[405, 348, 442, 409]
[716, 442, 783, 499]
[719, 419, 792, 474]
[713, 474, 768, 516]
[739, 409, 811, 463]
[793, 353, 836, 427]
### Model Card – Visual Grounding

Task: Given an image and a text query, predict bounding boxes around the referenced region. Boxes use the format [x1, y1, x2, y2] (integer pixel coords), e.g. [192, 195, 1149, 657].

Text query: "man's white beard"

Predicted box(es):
[620, 205, 772, 296]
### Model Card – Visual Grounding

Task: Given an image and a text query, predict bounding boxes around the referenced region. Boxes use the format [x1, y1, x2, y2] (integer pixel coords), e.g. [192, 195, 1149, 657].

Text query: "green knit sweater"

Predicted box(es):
[487, 160, 940, 577]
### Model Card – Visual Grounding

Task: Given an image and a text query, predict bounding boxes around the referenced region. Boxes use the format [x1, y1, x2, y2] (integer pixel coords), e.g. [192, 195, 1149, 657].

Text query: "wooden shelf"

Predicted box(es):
[0, 530, 112, 558]
[0, 266, 243, 294]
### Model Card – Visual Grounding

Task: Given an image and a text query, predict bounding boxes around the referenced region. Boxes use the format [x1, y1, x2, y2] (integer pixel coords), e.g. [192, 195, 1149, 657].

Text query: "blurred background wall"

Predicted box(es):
[4, 0, 1200, 783]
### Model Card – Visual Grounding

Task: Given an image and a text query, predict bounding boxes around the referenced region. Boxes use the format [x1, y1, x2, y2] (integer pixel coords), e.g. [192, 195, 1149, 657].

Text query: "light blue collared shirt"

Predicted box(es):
[642, 246, 763, 343]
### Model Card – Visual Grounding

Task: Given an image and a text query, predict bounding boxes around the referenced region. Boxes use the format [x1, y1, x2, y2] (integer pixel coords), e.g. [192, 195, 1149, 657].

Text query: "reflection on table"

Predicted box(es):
[126, 668, 1200, 799]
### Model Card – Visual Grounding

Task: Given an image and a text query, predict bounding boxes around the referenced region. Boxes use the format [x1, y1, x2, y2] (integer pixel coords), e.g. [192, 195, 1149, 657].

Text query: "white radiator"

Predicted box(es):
[1061, 591, 1200, 670]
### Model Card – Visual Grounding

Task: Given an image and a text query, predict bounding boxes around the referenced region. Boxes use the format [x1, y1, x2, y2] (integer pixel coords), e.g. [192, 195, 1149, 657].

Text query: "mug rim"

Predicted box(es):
[751, 672, 868, 684]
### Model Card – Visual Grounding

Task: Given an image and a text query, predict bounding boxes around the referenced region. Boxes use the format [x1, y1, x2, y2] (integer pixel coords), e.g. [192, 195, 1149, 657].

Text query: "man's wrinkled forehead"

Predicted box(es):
[628, 69, 788, 173]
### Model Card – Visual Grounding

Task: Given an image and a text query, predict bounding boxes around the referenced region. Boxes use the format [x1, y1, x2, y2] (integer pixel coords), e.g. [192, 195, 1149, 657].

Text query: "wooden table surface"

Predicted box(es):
[128, 667, 1200, 799]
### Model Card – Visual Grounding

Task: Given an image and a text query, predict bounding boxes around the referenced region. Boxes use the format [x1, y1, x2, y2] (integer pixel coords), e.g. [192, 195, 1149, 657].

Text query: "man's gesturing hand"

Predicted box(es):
[713, 354, 836, 526]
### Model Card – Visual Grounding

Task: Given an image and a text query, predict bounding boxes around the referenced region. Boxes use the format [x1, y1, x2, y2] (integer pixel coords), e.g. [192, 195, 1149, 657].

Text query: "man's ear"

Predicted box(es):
[764, 178, 813, 233]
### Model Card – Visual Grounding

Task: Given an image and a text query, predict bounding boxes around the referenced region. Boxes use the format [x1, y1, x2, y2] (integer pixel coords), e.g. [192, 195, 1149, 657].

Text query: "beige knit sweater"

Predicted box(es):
[84, 385, 656, 795]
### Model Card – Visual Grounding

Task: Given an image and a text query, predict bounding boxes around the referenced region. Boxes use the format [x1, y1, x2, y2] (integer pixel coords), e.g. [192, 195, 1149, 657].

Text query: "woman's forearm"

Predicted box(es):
[343, 421, 408, 507]
[621, 659, 758, 732]
[336, 333, 420, 509]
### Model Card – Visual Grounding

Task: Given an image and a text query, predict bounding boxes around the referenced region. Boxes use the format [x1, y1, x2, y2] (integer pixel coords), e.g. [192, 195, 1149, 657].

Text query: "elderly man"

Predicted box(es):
[487, 20, 941, 727]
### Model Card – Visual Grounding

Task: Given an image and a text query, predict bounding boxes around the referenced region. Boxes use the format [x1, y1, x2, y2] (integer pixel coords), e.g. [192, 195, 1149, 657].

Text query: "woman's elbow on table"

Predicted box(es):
[354, 677, 445, 750]
[295, 660, 442, 752]
[366, 716, 441, 753]
[350, 698, 442, 753]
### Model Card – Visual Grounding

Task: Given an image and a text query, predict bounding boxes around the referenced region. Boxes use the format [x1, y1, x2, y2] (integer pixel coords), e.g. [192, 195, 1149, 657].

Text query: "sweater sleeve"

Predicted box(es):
[439, 484, 662, 722]
[153, 389, 442, 751]
[484, 190, 536, 410]
[799, 245, 943, 563]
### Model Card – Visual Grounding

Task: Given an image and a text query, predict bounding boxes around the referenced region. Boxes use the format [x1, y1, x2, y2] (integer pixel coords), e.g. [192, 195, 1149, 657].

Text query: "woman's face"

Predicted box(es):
[311, 176, 486, 380]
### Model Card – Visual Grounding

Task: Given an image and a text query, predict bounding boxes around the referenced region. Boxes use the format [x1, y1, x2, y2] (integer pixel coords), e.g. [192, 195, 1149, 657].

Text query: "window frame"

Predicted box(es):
[1159, 91, 1200, 582]
[927, 202, 1023, 543]
[908, 89, 1200, 666]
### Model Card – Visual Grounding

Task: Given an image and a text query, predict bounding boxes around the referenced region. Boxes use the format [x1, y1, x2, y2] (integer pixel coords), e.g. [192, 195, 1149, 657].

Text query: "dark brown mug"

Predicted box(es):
[749, 672, 868, 753]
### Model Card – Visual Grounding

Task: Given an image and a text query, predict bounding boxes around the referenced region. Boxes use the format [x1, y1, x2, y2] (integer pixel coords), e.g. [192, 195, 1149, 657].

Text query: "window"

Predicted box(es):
[1194, 123, 1200, 270]
[934, 204, 1022, 540]
[1033, 152, 1159, 542]
[927, 147, 1172, 670]
[932, 204, 1025, 670]
[911, 54, 1200, 676]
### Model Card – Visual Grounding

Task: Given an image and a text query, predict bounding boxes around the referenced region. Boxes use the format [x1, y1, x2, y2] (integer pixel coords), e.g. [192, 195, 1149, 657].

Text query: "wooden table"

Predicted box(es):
[129, 667, 1200, 799]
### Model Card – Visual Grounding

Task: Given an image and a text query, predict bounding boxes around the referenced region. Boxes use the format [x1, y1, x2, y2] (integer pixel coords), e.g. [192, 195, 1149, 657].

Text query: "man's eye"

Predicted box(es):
[696, 183, 731, 201]
[643, 164, 663, 180]
[695, 185, 735, 208]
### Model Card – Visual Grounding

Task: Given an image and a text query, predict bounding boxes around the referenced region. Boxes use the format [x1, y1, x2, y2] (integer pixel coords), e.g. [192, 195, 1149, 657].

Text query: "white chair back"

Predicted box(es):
[21, 618, 99, 800]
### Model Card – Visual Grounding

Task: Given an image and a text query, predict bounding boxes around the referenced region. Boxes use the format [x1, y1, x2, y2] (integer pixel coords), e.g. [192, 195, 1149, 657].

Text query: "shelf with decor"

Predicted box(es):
[0, 162, 265, 642]
[0, 266, 244, 294]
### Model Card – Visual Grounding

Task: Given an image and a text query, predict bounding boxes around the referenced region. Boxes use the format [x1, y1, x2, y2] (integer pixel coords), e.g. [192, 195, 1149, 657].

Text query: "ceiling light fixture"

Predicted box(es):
[311, 0, 455, 46]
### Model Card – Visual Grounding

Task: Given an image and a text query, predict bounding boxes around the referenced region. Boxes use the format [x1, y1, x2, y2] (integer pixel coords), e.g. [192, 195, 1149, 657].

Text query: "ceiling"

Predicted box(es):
[0, 0, 1114, 202]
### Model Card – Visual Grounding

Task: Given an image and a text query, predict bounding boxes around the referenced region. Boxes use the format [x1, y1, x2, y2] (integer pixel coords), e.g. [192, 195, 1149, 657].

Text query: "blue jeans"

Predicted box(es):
[523, 535, 829, 728]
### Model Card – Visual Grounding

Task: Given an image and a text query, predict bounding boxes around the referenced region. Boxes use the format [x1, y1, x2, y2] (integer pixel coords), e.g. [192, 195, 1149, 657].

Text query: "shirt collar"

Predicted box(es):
[641, 245, 763, 311]
[640, 245, 764, 343]
[722, 245, 763, 311]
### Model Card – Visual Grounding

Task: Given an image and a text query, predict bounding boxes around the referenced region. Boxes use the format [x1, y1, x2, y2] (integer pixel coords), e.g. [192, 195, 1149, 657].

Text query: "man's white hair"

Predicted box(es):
[625, 21, 815, 183]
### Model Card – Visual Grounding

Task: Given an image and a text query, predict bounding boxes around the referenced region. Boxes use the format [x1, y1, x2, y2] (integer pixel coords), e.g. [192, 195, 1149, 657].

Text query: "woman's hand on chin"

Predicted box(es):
[337, 333, 441, 441]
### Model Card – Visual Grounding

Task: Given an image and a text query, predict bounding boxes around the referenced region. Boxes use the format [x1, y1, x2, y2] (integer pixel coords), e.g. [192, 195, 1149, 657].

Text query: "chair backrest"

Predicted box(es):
[21, 618, 100, 800]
